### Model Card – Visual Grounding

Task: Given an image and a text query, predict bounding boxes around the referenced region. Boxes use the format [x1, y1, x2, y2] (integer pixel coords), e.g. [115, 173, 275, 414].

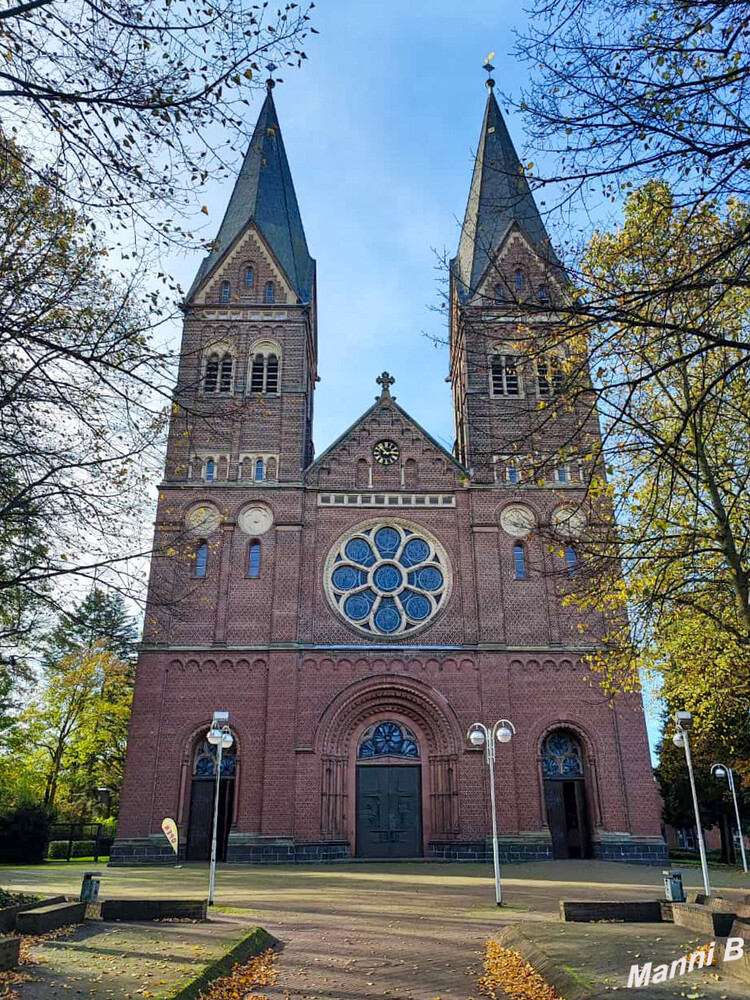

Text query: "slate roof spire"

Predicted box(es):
[454, 74, 554, 301]
[187, 83, 315, 303]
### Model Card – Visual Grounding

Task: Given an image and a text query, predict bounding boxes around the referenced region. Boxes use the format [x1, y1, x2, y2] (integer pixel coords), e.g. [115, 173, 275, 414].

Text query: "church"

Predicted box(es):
[112, 75, 666, 865]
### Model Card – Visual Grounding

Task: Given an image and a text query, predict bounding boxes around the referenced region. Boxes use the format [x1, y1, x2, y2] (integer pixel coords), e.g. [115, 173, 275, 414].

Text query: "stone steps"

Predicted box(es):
[15, 901, 86, 934]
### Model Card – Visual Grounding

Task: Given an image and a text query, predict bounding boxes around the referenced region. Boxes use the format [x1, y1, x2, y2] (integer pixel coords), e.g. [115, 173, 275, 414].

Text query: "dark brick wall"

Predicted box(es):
[594, 839, 669, 865]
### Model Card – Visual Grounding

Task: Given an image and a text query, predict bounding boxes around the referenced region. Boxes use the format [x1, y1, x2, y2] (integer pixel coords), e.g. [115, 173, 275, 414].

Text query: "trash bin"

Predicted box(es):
[663, 869, 684, 902]
[80, 871, 101, 903]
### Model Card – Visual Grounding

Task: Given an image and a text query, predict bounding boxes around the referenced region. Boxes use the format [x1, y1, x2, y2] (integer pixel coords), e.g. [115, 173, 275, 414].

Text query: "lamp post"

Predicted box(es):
[206, 712, 233, 906]
[467, 719, 516, 906]
[710, 763, 748, 874]
[672, 711, 711, 896]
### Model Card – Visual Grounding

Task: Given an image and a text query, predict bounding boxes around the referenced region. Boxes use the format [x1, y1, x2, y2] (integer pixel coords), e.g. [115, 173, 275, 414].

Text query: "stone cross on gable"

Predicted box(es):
[376, 371, 395, 398]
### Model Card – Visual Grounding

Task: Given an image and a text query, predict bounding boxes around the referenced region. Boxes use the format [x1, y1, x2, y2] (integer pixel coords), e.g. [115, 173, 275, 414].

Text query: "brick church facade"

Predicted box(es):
[112, 78, 666, 865]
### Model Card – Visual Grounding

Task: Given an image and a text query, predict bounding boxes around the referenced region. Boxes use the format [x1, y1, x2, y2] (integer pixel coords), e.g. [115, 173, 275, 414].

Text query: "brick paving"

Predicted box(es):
[2, 860, 750, 1000]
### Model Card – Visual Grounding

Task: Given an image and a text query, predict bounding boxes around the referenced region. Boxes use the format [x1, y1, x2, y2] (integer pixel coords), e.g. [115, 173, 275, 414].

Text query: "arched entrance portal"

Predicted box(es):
[356, 721, 422, 858]
[542, 730, 592, 859]
[186, 736, 236, 861]
[318, 676, 461, 857]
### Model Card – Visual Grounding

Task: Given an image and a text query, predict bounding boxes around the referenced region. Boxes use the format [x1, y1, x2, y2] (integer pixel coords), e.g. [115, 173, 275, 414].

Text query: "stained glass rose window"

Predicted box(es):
[325, 521, 451, 636]
[358, 721, 420, 759]
[541, 731, 583, 778]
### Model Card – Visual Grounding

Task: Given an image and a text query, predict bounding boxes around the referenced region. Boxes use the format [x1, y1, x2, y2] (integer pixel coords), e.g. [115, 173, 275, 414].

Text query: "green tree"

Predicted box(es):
[43, 589, 139, 669]
[18, 644, 131, 811]
[0, 589, 138, 815]
[519, 183, 750, 700]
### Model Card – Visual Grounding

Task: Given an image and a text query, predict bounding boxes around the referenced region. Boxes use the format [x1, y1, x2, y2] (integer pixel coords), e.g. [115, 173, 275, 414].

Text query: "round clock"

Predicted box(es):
[373, 440, 400, 466]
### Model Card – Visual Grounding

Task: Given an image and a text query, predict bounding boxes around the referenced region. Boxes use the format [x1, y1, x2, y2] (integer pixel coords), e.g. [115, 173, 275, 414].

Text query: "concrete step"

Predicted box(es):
[672, 902, 736, 937]
[15, 901, 86, 934]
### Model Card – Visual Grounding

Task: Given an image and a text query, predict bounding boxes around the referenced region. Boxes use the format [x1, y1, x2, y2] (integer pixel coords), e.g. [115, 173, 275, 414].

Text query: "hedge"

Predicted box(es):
[0, 806, 51, 864]
[48, 840, 97, 859]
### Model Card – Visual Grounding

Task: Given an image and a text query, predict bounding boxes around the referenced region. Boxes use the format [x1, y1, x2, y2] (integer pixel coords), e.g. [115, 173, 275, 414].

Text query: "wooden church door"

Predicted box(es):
[541, 731, 592, 860]
[355, 721, 423, 859]
[186, 737, 236, 861]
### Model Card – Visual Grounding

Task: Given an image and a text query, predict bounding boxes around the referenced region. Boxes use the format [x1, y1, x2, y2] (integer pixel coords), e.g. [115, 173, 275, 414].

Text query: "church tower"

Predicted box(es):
[449, 73, 568, 483]
[167, 80, 317, 490]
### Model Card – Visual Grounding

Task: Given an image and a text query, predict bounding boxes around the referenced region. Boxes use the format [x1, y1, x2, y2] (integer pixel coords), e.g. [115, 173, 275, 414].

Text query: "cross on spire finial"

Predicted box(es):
[376, 371, 395, 398]
[483, 53, 495, 91]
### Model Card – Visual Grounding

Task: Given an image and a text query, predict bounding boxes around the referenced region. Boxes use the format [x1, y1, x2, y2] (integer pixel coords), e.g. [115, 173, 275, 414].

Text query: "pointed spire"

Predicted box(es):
[454, 82, 554, 301]
[187, 87, 315, 302]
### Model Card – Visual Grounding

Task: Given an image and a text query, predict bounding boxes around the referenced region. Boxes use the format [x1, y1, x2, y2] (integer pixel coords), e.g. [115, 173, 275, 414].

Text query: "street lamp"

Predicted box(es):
[672, 711, 711, 896]
[467, 719, 516, 906]
[710, 762, 748, 874]
[206, 712, 233, 906]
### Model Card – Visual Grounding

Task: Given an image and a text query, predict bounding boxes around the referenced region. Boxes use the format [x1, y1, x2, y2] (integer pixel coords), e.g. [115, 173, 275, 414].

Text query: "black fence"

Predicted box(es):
[48, 823, 110, 862]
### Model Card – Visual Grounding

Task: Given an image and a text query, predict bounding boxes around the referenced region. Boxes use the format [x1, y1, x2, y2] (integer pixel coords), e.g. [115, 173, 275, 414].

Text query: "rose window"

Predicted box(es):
[326, 522, 450, 636]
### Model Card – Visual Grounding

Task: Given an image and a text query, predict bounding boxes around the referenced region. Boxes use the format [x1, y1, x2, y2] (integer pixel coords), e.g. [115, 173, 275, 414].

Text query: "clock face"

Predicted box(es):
[373, 440, 400, 466]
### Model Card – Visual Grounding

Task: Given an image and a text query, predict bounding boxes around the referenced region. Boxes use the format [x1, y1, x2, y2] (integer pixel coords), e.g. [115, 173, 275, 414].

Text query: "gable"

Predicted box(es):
[190, 223, 296, 306]
[472, 226, 566, 307]
[305, 396, 466, 490]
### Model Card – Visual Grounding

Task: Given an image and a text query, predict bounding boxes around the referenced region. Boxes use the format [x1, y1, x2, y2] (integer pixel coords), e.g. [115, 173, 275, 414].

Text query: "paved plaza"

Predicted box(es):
[2, 860, 749, 999]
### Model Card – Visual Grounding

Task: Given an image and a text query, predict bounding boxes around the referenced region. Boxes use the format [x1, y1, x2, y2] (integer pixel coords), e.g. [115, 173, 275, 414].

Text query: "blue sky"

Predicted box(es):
[163, 0, 664, 757]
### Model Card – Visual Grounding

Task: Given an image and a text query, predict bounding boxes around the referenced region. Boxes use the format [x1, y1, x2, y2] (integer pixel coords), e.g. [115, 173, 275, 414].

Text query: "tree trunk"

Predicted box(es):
[718, 812, 734, 865]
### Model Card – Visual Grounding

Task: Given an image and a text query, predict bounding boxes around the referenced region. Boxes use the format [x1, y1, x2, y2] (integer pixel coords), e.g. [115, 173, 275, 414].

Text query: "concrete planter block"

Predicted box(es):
[0, 896, 65, 934]
[16, 901, 86, 934]
[559, 900, 664, 923]
[672, 902, 736, 937]
[0, 937, 20, 971]
[100, 899, 207, 921]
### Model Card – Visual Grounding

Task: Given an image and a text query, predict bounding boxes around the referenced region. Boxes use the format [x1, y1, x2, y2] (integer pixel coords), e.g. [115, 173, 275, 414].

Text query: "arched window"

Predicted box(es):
[221, 280, 230, 304]
[514, 268, 524, 294]
[248, 345, 282, 394]
[491, 351, 521, 396]
[495, 455, 520, 484]
[564, 545, 578, 577]
[542, 731, 583, 778]
[264, 281, 275, 304]
[205, 459, 215, 483]
[494, 283, 506, 304]
[193, 736, 236, 777]
[195, 540, 208, 578]
[219, 354, 233, 393]
[538, 355, 563, 398]
[539, 284, 550, 304]
[358, 721, 420, 759]
[204, 354, 219, 393]
[265, 354, 279, 393]
[205, 349, 233, 394]
[255, 458, 264, 481]
[513, 542, 527, 579]
[247, 540, 261, 578]
[250, 354, 265, 393]
[245, 265, 255, 289]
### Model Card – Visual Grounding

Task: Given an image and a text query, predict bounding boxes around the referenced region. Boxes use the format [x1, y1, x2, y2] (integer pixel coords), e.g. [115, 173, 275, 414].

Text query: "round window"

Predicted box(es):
[324, 520, 451, 637]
